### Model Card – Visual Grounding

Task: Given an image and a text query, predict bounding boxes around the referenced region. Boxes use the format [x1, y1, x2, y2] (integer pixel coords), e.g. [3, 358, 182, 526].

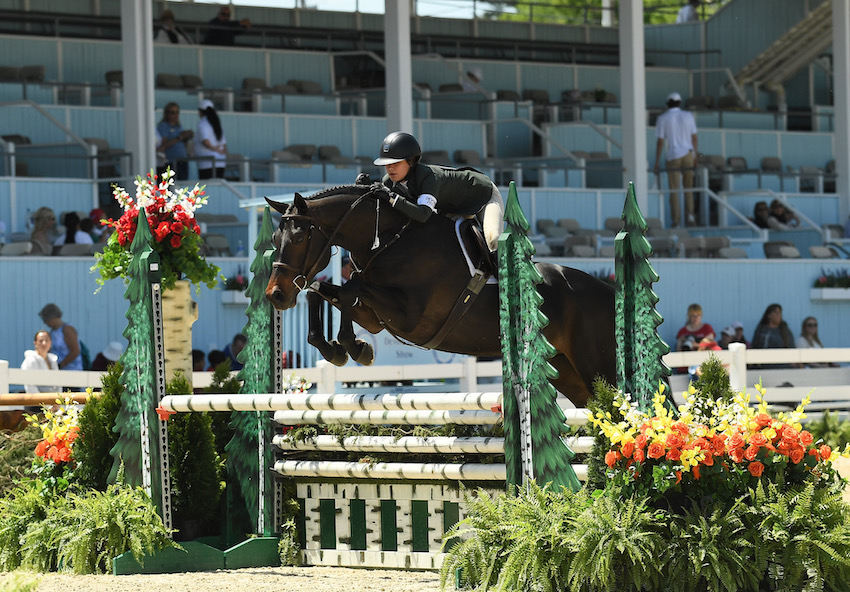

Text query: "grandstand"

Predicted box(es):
[1, 0, 850, 370]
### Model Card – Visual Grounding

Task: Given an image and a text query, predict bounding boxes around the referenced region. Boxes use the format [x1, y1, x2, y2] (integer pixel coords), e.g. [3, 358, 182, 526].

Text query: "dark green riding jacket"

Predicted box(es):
[381, 164, 493, 216]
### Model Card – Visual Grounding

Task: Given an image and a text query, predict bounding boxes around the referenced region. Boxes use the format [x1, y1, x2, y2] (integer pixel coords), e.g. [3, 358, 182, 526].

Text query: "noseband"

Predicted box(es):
[271, 193, 368, 291]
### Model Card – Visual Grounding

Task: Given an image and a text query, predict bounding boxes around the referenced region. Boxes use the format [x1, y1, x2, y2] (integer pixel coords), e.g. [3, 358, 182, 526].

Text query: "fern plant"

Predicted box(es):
[0, 479, 52, 571]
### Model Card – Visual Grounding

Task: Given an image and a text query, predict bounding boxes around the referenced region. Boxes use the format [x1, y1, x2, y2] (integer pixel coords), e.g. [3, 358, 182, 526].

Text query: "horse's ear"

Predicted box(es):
[294, 193, 307, 210]
[265, 197, 287, 214]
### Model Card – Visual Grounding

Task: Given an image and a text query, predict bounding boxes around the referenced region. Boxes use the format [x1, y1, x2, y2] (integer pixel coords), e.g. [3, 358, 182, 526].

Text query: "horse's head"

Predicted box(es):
[265, 193, 332, 310]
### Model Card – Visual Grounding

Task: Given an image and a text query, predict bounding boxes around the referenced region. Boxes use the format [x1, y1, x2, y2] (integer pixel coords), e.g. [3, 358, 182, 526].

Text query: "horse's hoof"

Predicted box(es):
[329, 341, 349, 366]
[351, 341, 374, 366]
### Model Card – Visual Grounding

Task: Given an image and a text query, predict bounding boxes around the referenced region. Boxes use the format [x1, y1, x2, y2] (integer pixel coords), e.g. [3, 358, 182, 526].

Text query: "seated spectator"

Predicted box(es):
[796, 316, 837, 367]
[203, 6, 251, 45]
[767, 199, 800, 230]
[675, 303, 715, 352]
[192, 349, 206, 372]
[154, 9, 194, 44]
[52, 212, 94, 253]
[751, 303, 796, 368]
[207, 349, 228, 371]
[157, 102, 193, 181]
[750, 201, 770, 229]
[88, 208, 107, 240]
[223, 333, 247, 371]
[21, 330, 59, 393]
[30, 207, 57, 255]
[719, 326, 735, 349]
[90, 341, 124, 371]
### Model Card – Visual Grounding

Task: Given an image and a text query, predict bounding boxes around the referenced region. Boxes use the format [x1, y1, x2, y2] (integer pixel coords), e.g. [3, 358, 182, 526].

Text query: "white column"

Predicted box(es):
[619, 0, 648, 211]
[121, 0, 156, 176]
[384, 1, 413, 133]
[833, 0, 850, 224]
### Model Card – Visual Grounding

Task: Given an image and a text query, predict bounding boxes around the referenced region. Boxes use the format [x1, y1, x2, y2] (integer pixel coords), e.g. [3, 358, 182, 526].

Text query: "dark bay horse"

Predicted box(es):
[265, 185, 615, 406]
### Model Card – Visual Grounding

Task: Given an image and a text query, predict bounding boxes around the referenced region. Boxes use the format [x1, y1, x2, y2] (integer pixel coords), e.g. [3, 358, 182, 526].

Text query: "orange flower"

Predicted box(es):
[782, 426, 799, 443]
[665, 433, 685, 449]
[621, 440, 635, 459]
[693, 465, 701, 480]
[675, 470, 682, 485]
[666, 448, 682, 461]
[647, 442, 665, 459]
[701, 451, 714, 466]
[633, 448, 646, 463]
[671, 422, 689, 436]
[789, 448, 805, 464]
[749, 432, 768, 447]
[744, 445, 759, 461]
[35, 439, 49, 458]
[748, 461, 765, 477]
[820, 445, 832, 461]
[754, 413, 772, 428]
[799, 431, 814, 446]
[729, 448, 744, 463]
[605, 450, 620, 468]
[711, 434, 727, 455]
[635, 434, 648, 449]
[728, 433, 744, 449]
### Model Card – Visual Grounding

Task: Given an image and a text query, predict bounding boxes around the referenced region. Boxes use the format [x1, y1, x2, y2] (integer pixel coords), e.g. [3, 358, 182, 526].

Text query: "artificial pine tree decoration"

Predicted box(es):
[498, 182, 581, 493]
[107, 212, 165, 503]
[226, 206, 277, 536]
[614, 182, 671, 413]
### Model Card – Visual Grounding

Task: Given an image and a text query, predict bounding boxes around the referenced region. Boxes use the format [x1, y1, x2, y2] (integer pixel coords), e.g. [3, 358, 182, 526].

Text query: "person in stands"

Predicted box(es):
[30, 207, 57, 255]
[364, 131, 504, 253]
[90, 341, 124, 371]
[675, 303, 715, 352]
[203, 5, 251, 46]
[52, 211, 94, 254]
[21, 330, 59, 393]
[154, 9, 194, 45]
[38, 303, 82, 371]
[195, 99, 227, 179]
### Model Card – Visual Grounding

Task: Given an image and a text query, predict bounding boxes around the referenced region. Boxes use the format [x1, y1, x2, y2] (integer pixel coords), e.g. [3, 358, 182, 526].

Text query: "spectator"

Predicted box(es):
[675, 303, 715, 352]
[654, 92, 698, 227]
[90, 341, 124, 371]
[676, 0, 700, 23]
[751, 303, 795, 350]
[767, 199, 800, 230]
[154, 9, 194, 45]
[203, 5, 251, 46]
[88, 208, 107, 240]
[750, 201, 771, 229]
[207, 349, 227, 371]
[223, 333, 247, 371]
[796, 316, 836, 367]
[21, 330, 59, 393]
[30, 206, 57, 255]
[157, 102, 193, 180]
[192, 349, 206, 372]
[719, 326, 735, 349]
[196, 99, 227, 179]
[461, 67, 484, 92]
[728, 321, 750, 347]
[52, 211, 94, 253]
[39, 303, 83, 371]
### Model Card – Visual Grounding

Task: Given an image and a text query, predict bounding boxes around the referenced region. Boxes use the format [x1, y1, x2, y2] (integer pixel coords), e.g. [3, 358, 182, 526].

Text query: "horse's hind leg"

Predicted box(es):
[306, 290, 348, 366]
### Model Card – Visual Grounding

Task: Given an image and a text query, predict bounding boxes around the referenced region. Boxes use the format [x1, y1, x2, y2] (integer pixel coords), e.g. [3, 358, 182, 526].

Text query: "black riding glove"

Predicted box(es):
[355, 172, 371, 185]
[370, 183, 433, 223]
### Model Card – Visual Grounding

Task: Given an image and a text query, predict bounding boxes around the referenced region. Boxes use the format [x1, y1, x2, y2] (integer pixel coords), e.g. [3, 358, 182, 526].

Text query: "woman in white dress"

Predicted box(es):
[21, 330, 59, 393]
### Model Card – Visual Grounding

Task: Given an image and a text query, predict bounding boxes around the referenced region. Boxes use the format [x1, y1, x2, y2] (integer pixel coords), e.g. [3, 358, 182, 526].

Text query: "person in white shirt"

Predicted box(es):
[676, 0, 700, 24]
[21, 330, 59, 393]
[195, 99, 227, 179]
[654, 92, 698, 227]
[52, 211, 94, 252]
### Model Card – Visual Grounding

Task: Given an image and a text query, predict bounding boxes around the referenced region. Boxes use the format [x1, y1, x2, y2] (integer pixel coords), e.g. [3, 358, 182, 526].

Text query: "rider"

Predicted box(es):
[360, 131, 504, 253]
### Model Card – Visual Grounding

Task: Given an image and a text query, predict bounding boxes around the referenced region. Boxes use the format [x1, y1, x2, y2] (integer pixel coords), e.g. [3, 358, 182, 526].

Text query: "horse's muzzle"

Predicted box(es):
[265, 283, 296, 310]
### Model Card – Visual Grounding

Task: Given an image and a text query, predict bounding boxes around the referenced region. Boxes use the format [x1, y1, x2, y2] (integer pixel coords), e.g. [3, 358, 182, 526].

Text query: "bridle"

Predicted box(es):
[271, 193, 369, 291]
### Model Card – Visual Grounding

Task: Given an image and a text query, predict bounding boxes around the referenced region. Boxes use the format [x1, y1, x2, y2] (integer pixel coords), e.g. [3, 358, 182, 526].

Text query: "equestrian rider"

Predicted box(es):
[361, 131, 504, 252]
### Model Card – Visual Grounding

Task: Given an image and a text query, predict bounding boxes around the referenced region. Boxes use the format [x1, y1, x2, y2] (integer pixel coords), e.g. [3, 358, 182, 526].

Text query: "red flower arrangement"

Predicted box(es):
[93, 168, 220, 291]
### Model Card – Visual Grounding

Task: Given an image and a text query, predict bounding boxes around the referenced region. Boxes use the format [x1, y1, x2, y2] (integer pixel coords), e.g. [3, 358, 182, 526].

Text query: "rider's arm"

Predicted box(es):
[388, 192, 434, 223]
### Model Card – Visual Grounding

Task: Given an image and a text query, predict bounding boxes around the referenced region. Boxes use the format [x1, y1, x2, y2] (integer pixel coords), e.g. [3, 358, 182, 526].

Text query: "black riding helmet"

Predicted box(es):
[373, 131, 421, 166]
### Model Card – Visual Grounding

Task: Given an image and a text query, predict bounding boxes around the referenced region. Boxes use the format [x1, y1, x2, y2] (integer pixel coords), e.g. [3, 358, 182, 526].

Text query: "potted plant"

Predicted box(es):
[811, 268, 850, 300]
[221, 265, 250, 305]
[92, 168, 222, 383]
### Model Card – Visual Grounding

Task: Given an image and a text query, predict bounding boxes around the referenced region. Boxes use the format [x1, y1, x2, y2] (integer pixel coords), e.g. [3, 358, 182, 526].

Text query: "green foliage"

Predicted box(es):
[0, 424, 42, 498]
[167, 372, 222, 528]
[74, 362, 124, 491]
[585, 377, 619, 491]
[691, 354, 736, 414]
[0, 477, 175, 574]
[278, 515, 301, 566]
[808, 411, 850, 449]
[0, 572, 41, 591]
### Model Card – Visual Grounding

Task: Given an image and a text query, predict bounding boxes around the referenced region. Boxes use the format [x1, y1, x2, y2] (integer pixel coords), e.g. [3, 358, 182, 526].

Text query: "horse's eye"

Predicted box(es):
[291, 227, 306, 243]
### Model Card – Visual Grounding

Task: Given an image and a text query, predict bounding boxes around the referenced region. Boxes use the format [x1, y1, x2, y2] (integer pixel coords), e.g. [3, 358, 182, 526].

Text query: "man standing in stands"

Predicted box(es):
[654, 91, 698, 227]
[203, 6, 251, 46]
[676, 0, 700, 23]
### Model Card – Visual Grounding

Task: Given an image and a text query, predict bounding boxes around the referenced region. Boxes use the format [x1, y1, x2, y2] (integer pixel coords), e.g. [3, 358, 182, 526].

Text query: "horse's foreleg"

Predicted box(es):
[328, 281, 375, 366]
[306, 290, 348, 366]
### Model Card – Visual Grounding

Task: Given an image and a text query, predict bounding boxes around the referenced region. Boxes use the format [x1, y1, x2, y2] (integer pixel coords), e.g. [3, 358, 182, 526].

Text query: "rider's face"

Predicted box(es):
[385, 160, 410, 183]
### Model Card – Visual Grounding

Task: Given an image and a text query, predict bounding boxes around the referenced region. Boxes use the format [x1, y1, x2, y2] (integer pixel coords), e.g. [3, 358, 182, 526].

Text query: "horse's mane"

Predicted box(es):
[307, 184, 371, 201]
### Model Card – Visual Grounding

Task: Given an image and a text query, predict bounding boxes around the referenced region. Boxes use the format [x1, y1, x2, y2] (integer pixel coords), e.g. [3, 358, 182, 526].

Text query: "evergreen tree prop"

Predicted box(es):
[614, 182, 671, 413]
[227, 206, 277, 536]
[108, 211, 171, 525]
[499, 182, 581, 493]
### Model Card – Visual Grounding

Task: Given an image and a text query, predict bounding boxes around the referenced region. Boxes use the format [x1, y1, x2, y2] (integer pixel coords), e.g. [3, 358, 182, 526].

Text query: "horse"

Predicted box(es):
[264, 185, 615, 407]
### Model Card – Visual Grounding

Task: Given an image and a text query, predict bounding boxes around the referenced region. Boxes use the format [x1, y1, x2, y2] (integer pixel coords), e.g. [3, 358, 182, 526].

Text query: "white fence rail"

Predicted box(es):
[3, 345, 850, 414]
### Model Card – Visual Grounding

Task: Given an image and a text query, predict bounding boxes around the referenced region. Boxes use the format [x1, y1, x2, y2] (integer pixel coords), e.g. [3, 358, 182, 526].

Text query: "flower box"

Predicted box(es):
[220, 290, 250, 305]
[810, 287, 850, 301]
